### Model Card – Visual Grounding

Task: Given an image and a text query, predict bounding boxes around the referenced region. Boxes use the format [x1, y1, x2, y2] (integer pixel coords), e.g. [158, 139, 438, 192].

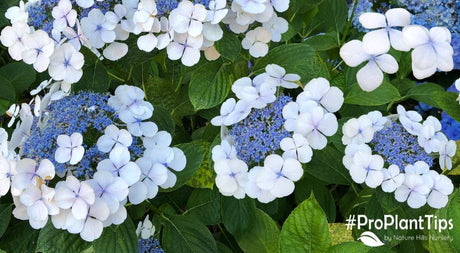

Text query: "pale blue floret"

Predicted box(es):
[229, 95, 292, 164]
[371, 122, 434, 170]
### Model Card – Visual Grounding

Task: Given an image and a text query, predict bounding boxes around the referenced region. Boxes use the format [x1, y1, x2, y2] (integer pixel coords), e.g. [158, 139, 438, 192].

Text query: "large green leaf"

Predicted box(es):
[0, 204, 11, 238]
[0, 221, 39, 253]
[222, 197, 256, 236]
[405, 82, 460, 122]
[311, 0, 348, 33]
[306, 145, 353, 185]
[253, 44, 329, 82]
[0, 62, 36, 101]
[186, 140, 215, 189]
[185, 188, 221, 225]
[189, 61, 233, 111]
[326, 242, 394, 252]
[234, 209, 280, 253]
[280, 194, 331, 252]
[429, 189, 460, 252]
[162, 215, 217, 253]
[344, 82, 401, 106]
[93, 217, 138, 253]
[215, 31, 241, 62]
[74, 61, 110, 92]
[294, 178, 336, 222]
[36, 221, 91, 253]
[151, 105, 175, 134]
[162, 143, 206, 192]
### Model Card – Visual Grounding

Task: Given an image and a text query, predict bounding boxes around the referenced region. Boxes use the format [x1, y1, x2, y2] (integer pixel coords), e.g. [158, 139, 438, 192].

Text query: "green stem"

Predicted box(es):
[340, 0, 359, 45]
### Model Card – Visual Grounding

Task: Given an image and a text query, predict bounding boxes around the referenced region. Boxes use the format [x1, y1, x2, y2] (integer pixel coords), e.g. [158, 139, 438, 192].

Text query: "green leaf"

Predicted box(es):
[185, 188, 221, 225]
[0, 204, 11, 238]
[186, 140, 215, 189]
[0, 62, 36, 101]
[151, 105, 175, 133]
[328, 223, 353, 245]
[303, 33, 339, 51]
[234, 209, 280, 253]
[344, 82, 401, 106]
[74, 62, 110, 92]
[405, 82, 460, 122]
[294, 178, 336, 222]
[429, 189, 460, 252]
[222, 197, 256, 236]
[306, 145, 353, 185]
[280, 193, 331, 253]
[311, 0, 348, 33]
[253, 44, 329, 82]
[189, 61, 233, 110]
[93, 216, 138, 253]
[36, 221, 91, 253]
[215, 31, 241, 62]
[162, 215, 217, 253]
[0, 221, 39, 253]
[163, 143, 207, 192]
[326, 242, 369, 252]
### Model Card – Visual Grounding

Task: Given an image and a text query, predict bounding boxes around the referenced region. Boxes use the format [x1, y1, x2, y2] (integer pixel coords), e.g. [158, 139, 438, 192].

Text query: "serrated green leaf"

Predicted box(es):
[0, 62, 36, 101]
[303, 33, 339, 51]
[253, 44, 329, 82]
[93, 217, 138, 253]
[306, 145, 353, 185]
[280, 193, 331, 253]
[0, 204, 11, 238]
[405, 82, 460, 122]
[222, 197, 256, 236]
[429, 189, 460, 252]
[0, 221, 39, 253]
[328, 223, 353, 245]
[189, 61, 233, 110]
[151, 105, 175, 133]
[215, 31, 241, 62]
[162, 215, 217, 253]
[294, 178, 336, 222]
[74, 62, 110, 92]
[185, 188, 221, 225]
[36, 221, 91, 253]
[234, 209, 280, 253]
[344, 82, 401, 106]
[186, 140, 215, 189]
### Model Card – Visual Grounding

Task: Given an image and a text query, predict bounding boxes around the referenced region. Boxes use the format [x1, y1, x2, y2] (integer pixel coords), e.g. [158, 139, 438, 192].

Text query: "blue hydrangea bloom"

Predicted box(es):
[452, 33, 460, 70]
[371, 122, 434, 170]
[156, 0, 179, 16]
[229, 96, 292, 164]
[398, 0, 459, 34]
[138, 238, 164, 253]
[441, 112, 460, 140]
[22, 91, 142, 178]
[348, 0, 373, 32]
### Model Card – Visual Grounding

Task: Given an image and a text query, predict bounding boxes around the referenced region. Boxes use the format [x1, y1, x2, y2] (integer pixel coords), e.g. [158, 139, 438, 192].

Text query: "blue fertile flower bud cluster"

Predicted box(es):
[229, 95, 292, 164]
[22, 91, 141, 178]
[138, 238, 164, 253]
[371, 122, 434, 170]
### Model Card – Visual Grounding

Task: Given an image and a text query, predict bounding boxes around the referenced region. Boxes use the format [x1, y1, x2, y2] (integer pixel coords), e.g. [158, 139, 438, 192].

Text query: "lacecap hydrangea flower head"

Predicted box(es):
[0, 84, 185, 242]
[1, 0, 291, 88]
[340, 7, 455, 92]
[210, 64, 344, 203]
[342, 105, 456, 209]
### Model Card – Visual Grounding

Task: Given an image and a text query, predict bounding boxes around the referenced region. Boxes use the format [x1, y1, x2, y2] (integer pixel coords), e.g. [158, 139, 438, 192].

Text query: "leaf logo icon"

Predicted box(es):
[357, 231, 385, 247]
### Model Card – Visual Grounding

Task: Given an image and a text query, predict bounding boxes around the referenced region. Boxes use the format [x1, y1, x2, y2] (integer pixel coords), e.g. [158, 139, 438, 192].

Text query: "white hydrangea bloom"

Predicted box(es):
[48, 43, 84, 84]
[0, 21, 30, 61]
[19, 184, 59, 229]
[280, 134, 312, 163]
[403, 26, 454, 79]
[55, 132, 85, 165]
[359, 8, 411, 54]
[349, 151, 384, 188]
[256, 155, 303, 198]
[242, 27, 271, 58]
[97, 124, 133, 153]
[381, 165, 404, 193]
[215, 159, 248, 198]
[340, 40, 398, 91]
[54, 175, 95, 220]
[342, 115, 374, 145]
[169, 0, 207, 37]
